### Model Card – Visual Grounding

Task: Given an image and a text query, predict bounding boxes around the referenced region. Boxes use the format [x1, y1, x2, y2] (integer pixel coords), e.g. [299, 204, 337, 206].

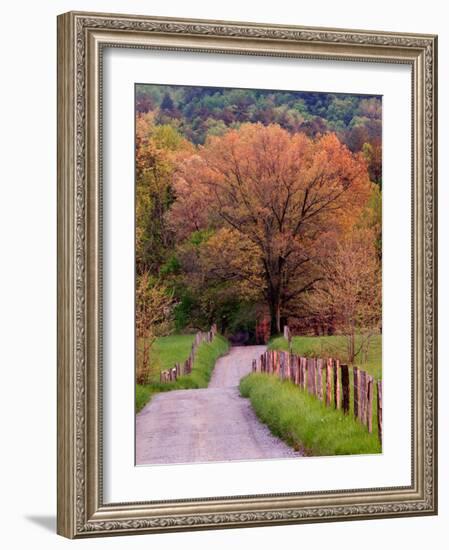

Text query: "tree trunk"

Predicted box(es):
[269, 295, 282, 335]
[276, 303, 281, 334]
[348, 331, 356, 363]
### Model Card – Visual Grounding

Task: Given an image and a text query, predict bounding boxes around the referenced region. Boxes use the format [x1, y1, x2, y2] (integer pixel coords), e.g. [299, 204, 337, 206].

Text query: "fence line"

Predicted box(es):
[252, 349, 382, 442]
[159, 324, 218, 383]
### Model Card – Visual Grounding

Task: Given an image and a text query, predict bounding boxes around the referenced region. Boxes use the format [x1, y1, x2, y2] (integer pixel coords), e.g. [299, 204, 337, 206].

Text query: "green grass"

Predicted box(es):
[269, 334, 382, 380]
[136, 334, 229, 412]
[240, 373, 381, 456]
[268, 334, 382, 444]
[149, 334, 196, 377]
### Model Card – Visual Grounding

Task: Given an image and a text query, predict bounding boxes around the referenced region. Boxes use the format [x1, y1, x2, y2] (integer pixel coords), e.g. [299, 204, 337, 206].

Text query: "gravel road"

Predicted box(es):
[136, 345, 300, 465]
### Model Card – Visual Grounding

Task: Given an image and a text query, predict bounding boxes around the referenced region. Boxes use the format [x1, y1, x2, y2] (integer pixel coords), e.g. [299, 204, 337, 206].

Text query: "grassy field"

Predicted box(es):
[270, 334, 382, 380]
[240, 373, 381, 456]
[148, 334, 196, 377]
[136, 334, 229, 412]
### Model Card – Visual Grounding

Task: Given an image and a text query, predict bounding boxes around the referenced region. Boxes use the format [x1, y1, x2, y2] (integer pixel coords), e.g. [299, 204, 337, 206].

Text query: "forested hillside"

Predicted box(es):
[136, 84, 382, 184]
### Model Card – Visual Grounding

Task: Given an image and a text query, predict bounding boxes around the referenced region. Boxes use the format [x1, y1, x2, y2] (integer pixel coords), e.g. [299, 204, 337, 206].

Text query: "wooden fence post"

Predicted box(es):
[307, 358, 315, 395]
[360, 370, 367, 425]
[287, 353, 292, 381]
[316, 359, 323, 400]
[304, 357, 308, 390]
[301, 357, 307, 389]
[377, 380, 383, 444]
[313, 358, 318, 395]
[293, 355, 299, 385]
[341, 364, 350, 414]
[353, 366, 360, 419]
[333, 359, 341, 409]
[326, 358, 332, 406]
[367, 375, 374, 433]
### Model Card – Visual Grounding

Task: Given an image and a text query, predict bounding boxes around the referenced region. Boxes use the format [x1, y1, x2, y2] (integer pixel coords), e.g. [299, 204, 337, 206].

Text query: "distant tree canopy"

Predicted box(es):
[135, 85, 382, 340]
[136, 85, 382, 186]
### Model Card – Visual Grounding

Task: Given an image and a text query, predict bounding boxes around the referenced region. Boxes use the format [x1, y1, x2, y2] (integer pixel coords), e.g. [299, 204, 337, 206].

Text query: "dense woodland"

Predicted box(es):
[135, 84, 382, 361]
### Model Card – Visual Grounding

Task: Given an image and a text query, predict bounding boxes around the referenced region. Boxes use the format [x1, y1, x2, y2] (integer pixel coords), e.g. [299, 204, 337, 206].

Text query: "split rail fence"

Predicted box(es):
[252, 349, 382, 443]
[159, 324, 218, 383]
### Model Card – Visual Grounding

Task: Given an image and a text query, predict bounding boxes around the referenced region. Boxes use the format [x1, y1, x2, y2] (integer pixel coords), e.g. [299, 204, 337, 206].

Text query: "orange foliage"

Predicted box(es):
[170, 123, 372, 333]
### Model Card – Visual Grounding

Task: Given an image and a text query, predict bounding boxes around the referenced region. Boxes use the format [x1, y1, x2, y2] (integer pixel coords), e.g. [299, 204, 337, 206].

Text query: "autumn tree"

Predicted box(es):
[136, 112, 192, 275]
[170, 123, 371, 334]
[135, 272, 176, 384]
[307, 226, 381, 363]
[362, 140, 382, 187]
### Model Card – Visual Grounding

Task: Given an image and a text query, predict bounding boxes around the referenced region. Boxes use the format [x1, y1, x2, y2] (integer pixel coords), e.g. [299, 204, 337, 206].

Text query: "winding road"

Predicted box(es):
[136, 345, 299, 465]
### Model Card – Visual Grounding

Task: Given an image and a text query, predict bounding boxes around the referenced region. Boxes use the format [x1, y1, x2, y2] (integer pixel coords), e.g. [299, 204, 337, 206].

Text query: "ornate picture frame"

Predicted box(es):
[57, 11, 437, 538]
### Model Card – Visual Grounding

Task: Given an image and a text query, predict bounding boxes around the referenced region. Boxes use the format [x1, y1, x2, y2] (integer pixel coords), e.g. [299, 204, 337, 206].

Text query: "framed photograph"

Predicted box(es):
[57, 11, 438, 538]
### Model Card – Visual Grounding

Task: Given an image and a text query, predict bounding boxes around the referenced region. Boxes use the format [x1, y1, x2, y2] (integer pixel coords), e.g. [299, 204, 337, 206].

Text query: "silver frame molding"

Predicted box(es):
[57, 11, 438, 538]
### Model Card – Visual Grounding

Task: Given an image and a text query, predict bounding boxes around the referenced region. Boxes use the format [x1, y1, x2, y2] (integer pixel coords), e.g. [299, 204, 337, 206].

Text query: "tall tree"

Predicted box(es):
[135, 113, 192, 275]
[135, 272, 175, 383]
[307, 226, 381, 363]
[160, 92, 175, 113]
[171, 123, 371, 333]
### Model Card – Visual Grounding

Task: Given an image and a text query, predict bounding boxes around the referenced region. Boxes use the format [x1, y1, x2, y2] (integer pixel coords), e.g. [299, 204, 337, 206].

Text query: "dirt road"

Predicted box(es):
[136, 345, 299, 465]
